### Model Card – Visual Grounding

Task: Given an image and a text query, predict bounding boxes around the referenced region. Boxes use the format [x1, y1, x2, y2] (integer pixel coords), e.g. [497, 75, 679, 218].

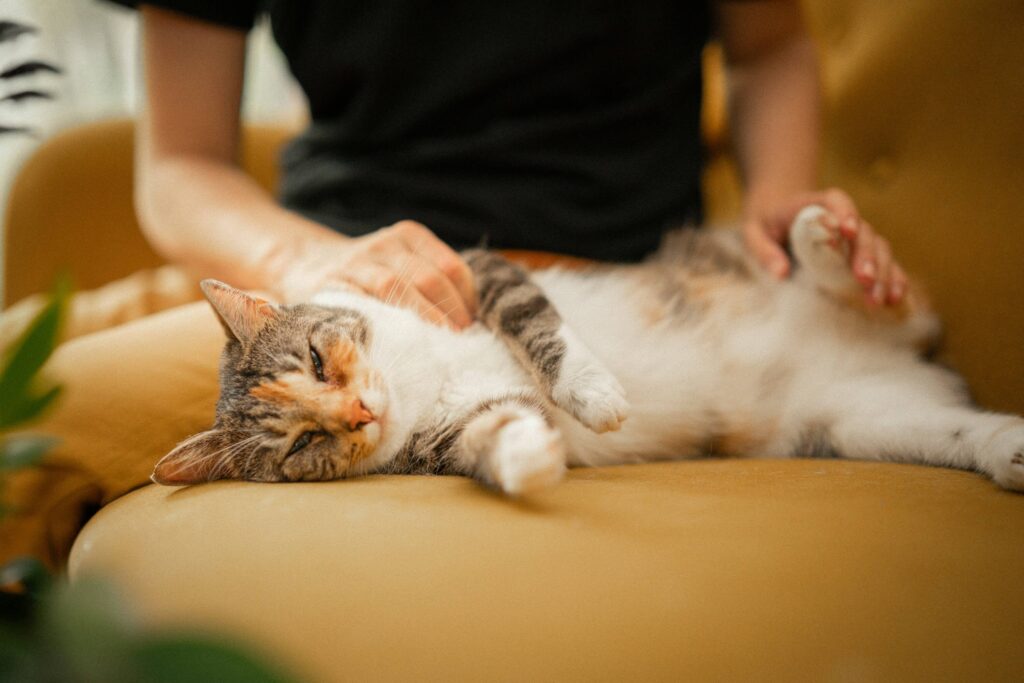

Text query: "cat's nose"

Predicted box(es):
[347, 399, 374, 430]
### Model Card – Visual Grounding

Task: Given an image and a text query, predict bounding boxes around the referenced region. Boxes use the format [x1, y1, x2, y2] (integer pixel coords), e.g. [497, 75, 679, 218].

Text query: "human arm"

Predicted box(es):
[715, 0, 906, 305]
[134, 6, 475, 325]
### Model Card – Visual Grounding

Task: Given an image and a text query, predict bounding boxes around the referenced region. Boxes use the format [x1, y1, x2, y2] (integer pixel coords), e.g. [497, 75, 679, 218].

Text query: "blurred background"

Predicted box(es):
[0, 0, 306, 289]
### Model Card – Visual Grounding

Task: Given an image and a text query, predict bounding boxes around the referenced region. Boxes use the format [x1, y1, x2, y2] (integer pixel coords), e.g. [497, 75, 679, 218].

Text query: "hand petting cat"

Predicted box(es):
[279, 220, 478, 331]
[743, 188, 908, 307]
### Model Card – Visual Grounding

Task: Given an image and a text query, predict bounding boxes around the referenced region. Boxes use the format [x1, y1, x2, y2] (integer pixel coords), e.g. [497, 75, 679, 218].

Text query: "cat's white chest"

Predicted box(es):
[431, 325, 533, 412]
[372, 312, 529, 426]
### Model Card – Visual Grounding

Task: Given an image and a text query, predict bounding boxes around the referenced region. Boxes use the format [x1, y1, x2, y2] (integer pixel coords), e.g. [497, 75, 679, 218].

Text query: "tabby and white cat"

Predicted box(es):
[153, 206, 1024, 494]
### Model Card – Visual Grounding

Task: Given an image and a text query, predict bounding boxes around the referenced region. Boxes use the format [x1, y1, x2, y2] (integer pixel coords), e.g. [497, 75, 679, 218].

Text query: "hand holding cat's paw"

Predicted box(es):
[790, 205, 850, 276]
[747, 188, 907, 306]
[491, 414, 567, 496]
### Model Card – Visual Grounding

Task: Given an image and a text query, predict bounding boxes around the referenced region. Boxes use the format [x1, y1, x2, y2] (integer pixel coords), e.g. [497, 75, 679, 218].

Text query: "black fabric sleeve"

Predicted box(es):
[102, 0, 259, 31]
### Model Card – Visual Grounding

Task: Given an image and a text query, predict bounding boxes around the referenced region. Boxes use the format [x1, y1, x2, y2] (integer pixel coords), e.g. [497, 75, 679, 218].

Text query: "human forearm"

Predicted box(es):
[728, 33, 821, 217]
[137, 6, 338, 297]
[136, 150, 339, 296]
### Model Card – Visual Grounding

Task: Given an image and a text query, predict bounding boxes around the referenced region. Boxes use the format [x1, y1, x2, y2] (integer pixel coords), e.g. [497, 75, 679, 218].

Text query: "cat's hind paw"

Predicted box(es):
[789, 205, 859, 295]
[551, 332, 629, 433]
[491, 413, 567, 496]
[987, 422, 1024, 492]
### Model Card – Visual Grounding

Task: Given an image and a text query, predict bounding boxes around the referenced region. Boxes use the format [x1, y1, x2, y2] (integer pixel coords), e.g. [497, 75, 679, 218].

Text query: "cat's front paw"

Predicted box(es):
[551, 330, 629, 433]
[986, 422, 1024, 492]
[491, 413, 567, 496]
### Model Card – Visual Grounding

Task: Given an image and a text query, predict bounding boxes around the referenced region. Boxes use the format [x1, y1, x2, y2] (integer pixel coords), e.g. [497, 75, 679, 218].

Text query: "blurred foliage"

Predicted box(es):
[0, 279, 302, 682]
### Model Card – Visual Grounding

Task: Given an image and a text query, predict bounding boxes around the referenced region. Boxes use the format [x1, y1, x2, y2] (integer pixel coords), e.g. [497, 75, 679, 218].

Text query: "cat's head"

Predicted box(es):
[152, 280, 390, 485]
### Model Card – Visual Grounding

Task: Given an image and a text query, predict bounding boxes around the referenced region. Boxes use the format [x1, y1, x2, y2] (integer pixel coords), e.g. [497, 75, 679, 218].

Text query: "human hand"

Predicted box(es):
[743, 188, 908, 306]
[279, 220, 477, 329]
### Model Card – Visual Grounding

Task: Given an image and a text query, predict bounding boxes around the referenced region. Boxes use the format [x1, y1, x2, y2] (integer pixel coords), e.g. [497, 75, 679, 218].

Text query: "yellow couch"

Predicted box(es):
[4, 1, 1023, 680]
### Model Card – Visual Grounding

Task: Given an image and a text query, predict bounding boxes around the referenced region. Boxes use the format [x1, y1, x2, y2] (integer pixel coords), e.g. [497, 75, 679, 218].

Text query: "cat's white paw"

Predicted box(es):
[551, 327, 629, 433]
[789, 205, 862, 297]
[553, 364, 629, 434]
[492, 413, 567, 496]
[986, 422, 1024, 492]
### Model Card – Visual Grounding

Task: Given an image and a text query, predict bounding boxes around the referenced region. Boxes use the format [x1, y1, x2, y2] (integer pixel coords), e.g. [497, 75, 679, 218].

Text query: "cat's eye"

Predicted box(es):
[287, 430, 321, 457]
[309, 345, 326, 382]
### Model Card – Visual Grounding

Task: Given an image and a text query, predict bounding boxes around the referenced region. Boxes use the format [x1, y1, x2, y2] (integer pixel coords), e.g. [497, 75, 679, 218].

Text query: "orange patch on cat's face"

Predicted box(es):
[248, 340, 381, 472]
[325, 340, 356, 381]
[250, 372, 371, 432]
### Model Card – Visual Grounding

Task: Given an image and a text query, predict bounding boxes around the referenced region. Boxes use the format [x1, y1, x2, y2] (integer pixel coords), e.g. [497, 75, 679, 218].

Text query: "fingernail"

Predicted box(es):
[859, 261, 876, 279]
[872, 282, 885, 304]
[891, 282, 905, 301]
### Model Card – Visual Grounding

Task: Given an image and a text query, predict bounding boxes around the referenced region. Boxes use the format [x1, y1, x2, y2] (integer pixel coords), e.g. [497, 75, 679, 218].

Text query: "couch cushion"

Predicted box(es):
[69, 460, 1024, 682]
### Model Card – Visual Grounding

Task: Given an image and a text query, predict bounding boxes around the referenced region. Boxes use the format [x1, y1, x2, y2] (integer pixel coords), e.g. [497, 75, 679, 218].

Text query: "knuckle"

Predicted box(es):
[419, 302, 444, 322]
[825, 188, 848, 204]
[439, 256, 469, 280]
[393, 220, 426, 236]
[374, 273, 398, 296]
[742, 223, 767, 246]
[412, 271, 438, 292]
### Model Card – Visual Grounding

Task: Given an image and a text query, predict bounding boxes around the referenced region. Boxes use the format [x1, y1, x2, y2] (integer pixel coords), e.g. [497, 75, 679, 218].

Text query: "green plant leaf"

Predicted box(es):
[0, 556, 52, 598]
[130, 634, 302, 683]
[0, 434, 59, 471]
[0, 274, 70, 429]
[42, 578, 136, 682]
[0, 384, 62, 431]
[0, 622, 38, 683]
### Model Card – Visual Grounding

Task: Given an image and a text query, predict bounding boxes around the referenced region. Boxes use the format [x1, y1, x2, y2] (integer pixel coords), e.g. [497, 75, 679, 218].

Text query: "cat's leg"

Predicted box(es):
[462, 249, 628, 433]
[789, 205, 858, 297]
[794, 380, 1024, 491]
[451, 398, 567, 496]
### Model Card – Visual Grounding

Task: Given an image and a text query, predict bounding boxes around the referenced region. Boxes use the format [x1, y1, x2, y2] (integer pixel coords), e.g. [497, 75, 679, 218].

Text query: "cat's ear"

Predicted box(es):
[200, 279, 280, 343]
[152, 429, 234, 485]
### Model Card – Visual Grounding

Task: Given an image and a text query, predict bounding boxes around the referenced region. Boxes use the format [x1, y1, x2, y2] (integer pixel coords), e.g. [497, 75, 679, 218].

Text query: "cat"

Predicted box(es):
[152, 206, 1024, 495]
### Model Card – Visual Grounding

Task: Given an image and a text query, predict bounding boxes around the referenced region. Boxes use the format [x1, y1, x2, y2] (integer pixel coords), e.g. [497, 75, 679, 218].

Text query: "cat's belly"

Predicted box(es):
[533, 268, 797, 464]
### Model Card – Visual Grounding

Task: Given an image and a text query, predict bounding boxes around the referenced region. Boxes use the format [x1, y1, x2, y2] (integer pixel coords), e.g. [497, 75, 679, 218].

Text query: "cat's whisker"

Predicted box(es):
[237, 440, 270, 480]
[383, 252, 419, 307]
[390, 254, 428, 309]
[376, 298, 461, 377]
[209, 436, 260, 475]
[377, 291, 462, 375]
[204, 433, 264, 479]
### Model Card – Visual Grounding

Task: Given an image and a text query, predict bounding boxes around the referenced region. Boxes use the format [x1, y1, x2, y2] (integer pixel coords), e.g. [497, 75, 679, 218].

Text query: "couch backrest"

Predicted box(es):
[2, 119, 293, 307]
[806, 0, 1024, 414]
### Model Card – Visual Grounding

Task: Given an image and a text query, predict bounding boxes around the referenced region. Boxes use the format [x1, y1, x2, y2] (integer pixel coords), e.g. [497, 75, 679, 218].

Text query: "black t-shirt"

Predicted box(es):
[113, 1, 711, 261]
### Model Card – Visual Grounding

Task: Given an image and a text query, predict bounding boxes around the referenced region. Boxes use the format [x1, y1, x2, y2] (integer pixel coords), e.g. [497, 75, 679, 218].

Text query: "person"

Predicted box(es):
[1, 0, 908, 567]
[129, 0, 907, 328]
